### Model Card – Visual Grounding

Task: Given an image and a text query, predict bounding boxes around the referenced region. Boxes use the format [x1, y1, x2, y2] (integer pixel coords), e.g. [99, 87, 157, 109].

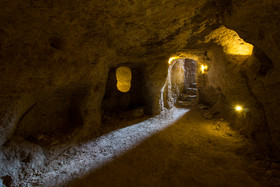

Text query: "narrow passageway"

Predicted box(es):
[176, 59, 197, 108]
[1, 1, 280, 186]
[24, 108, 266, 186]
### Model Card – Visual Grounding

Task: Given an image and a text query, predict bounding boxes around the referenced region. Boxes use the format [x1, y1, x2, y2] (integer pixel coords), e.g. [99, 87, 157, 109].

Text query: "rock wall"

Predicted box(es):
[0, 1, 113, 144]
[163, 59, 185, 108]
[143, 60, 169, 114]
[197, 45, 279, 156]
[171, 60, 186, 95]
[163, 59, 197, 109]
[0, 0, 217, 145]
[223, 0, 280, 157]
[0, 0, 279, 158]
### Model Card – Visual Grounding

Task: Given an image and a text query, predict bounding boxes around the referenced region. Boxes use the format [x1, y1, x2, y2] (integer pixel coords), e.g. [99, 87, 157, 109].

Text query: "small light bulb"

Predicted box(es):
[201, 65, 208, 74]
[235, 105, 243, 111]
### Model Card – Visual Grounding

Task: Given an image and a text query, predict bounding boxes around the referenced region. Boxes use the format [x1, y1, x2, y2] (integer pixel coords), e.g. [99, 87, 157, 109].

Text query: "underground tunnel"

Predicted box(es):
[0, 0, 280, 186]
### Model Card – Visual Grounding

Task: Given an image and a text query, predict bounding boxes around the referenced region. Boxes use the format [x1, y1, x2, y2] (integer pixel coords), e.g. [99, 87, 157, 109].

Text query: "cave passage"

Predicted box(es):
[174, 58, 197, 108]
[1, 0, 280, 186]
[11, 108, 264, 186]
[69, 110, 263, 186]
[163, 58, 198, 110]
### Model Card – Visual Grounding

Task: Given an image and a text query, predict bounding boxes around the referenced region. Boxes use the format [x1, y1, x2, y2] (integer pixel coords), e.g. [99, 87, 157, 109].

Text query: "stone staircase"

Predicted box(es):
[176, 83, 197, 108]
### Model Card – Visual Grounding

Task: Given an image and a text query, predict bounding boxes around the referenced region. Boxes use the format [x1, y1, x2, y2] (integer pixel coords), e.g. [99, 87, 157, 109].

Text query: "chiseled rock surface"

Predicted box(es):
[0, 0, 280, 176]
[0, 0, 224, 145]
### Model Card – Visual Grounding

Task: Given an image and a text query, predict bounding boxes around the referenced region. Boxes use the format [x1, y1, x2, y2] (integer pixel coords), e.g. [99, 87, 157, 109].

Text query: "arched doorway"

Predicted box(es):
[164, 58, 197, 108]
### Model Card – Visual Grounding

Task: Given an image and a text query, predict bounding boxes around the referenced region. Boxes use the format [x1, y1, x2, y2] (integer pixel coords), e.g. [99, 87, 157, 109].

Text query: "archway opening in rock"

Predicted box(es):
[163, 58, 198, 109]
[102, 64, 145, 122]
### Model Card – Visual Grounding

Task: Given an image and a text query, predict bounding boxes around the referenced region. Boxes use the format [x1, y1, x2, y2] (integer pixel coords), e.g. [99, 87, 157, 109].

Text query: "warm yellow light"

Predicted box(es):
[200, 65, 208, 74]
[116, 67, 132, 93]
[235, 105, 243, 111]
[168, 57, 176, 64]
[205, 26, 253, 56]
[228, 42, 253, 56]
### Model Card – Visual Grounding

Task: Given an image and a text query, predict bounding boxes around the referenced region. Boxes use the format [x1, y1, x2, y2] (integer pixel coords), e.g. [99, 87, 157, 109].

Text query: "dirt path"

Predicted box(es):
[65, 108, 266, 187]
[2, 108, 270, 186]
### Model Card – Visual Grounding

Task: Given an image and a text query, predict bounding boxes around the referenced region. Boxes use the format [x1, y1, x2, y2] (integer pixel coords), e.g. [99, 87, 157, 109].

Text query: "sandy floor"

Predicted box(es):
[67, 108, 267, 187]
[1, 108, 275, 186]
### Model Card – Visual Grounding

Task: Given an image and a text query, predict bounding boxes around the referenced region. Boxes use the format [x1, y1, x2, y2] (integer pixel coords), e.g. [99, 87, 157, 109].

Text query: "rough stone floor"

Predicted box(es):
[1, 108, 277, 186]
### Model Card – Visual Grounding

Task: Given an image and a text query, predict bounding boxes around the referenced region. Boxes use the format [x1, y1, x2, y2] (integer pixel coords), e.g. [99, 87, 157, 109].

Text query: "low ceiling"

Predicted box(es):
[0, 0, 230, 60]
[0, 0, 279, 68]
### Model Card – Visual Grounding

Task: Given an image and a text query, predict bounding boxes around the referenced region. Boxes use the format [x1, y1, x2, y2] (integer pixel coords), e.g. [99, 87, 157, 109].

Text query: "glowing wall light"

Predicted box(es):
[235, 105, 243, 112]
[116, 66, 132, 93]
[200, 65, 208, 74]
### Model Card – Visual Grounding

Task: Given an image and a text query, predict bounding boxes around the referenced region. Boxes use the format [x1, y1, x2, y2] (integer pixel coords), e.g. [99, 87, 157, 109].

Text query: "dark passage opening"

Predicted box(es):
[164, 58, 197, 109]
[102, 64, 145, 121]
[176, 58, 197, 108]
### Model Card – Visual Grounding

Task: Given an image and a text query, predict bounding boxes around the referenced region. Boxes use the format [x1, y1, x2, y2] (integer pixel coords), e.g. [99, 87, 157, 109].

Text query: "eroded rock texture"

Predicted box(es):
[0, 0, 280, 183]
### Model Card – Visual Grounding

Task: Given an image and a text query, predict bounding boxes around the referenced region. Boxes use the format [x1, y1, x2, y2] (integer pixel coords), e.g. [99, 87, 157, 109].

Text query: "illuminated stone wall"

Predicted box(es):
[224, 0, 280, 155]
[171, 60, 185, 94]
[197, 45, 277, 154]
[0, 0, 279, 157]
[163, 59, 185, 108]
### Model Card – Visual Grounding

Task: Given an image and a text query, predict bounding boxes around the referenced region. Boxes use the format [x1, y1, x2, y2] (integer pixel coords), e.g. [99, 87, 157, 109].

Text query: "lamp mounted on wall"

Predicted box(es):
[235, 105, 243, 112]
[200, 65, 208, 74]
[234, 105, 248, 113]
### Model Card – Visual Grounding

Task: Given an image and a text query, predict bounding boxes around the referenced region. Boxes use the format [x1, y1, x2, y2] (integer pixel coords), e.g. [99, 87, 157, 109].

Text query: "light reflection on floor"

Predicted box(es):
[42, 108, 190, 186]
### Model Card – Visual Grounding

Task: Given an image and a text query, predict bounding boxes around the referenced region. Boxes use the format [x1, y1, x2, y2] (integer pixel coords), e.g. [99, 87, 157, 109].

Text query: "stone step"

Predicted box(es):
[187, 94, 196, 98]
[176, 100, 192, 108]
[187, 96, 196, 102]
[185, 88, 197, 95]
[179, 94, 196, 101]
[189, 82, 197, 88]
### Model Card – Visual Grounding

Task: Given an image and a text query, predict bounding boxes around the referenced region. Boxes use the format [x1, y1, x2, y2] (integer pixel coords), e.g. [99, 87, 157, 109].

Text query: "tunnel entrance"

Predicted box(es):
[176, 59, 197, 108]
[102, 64, 145, 121]
[164, 58, 197, 109]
